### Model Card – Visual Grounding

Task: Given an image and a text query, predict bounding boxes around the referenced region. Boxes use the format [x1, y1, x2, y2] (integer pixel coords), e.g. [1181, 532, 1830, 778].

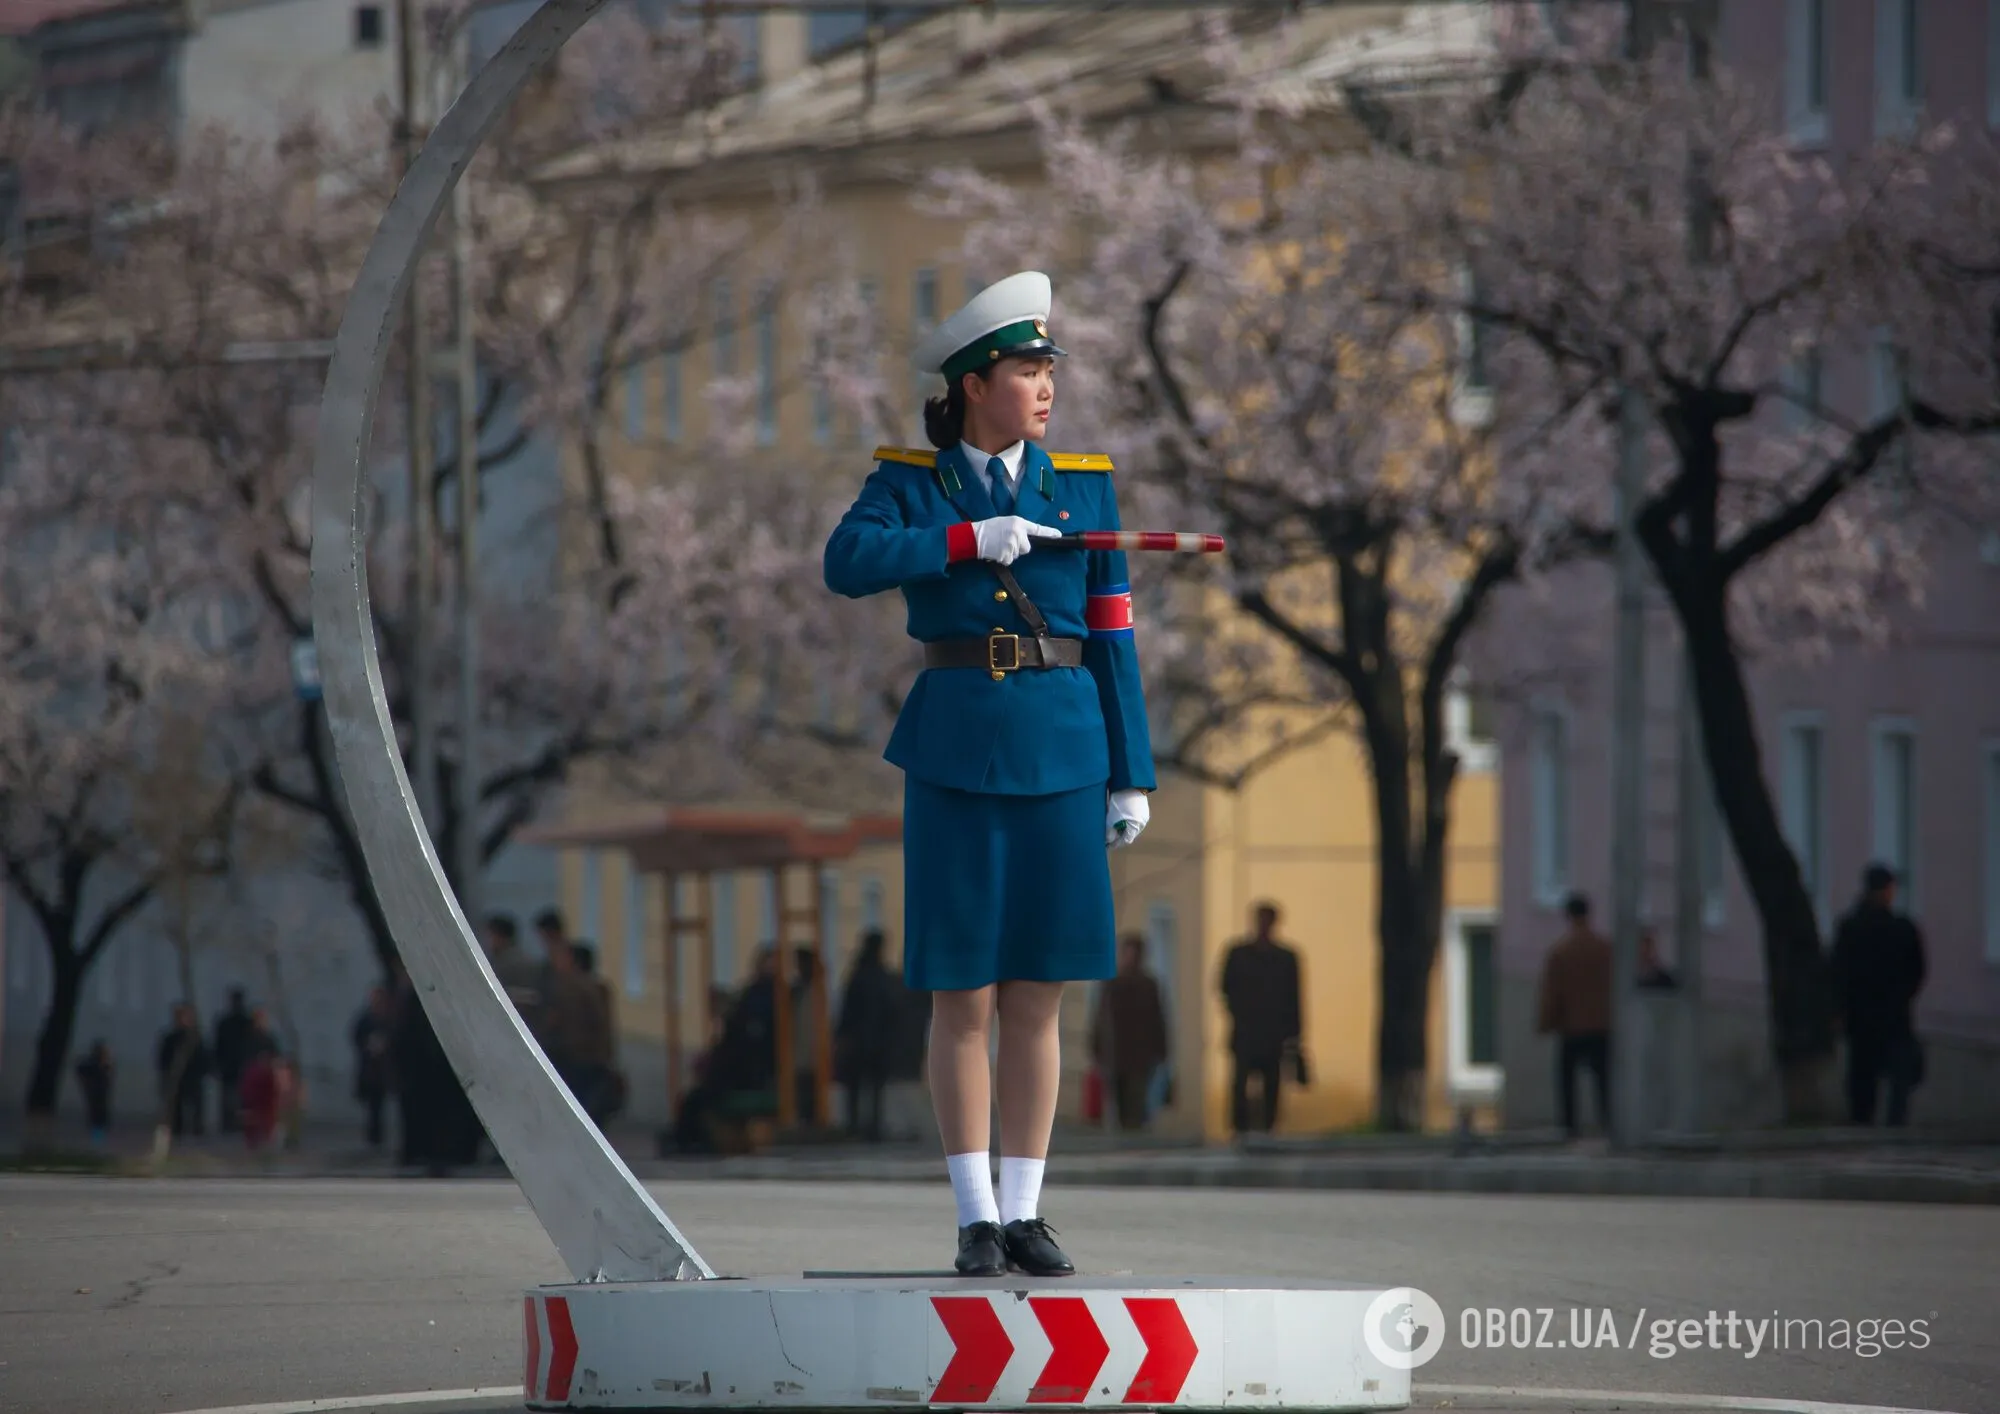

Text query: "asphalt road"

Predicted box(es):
[0, 1175, 1990, 1414]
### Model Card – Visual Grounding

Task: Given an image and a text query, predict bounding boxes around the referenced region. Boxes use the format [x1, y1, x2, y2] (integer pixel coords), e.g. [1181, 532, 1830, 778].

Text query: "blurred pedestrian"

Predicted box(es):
[1092, 933, 1170, 1131]
[1830, 863, 1928, 1127]
[212, 989, 254, 1133]
[569, 943, 623, 1122]
[792, 947, 822, 1125]
[351, 984, 395, 1148]
[1537, 892, 1612, 1137]
[239, 1047, 282, 1151]
[74, 1040, 114, 1148]
[836, 930, 899, 1141]
[1636, 928, 1678, 990]
[156, 1002, 208, 1137]
[485, 914, 542, 1020]
[1218, 903, 1303, 1135]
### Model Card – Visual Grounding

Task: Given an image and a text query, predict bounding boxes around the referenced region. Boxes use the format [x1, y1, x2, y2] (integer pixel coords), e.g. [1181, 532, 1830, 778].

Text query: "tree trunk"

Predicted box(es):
[25, 949, 83, 1121]
[1671, 577, 1836, 1121]
[1357, 675, 1437, 1132]
[298, 701, 403, 983]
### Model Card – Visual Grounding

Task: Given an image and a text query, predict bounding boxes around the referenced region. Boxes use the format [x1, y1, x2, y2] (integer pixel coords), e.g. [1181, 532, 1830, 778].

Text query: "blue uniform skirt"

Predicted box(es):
[901, 776, 1116, 992]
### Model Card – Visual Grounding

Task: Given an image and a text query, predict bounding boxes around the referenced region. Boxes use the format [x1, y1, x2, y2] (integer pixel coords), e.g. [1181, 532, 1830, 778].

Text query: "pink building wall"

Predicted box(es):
[1495, 0, 2000, 1128]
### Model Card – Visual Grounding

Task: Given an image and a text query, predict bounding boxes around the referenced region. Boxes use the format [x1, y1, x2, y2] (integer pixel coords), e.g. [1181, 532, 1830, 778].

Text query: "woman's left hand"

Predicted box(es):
[1106, 789, 1150, 848]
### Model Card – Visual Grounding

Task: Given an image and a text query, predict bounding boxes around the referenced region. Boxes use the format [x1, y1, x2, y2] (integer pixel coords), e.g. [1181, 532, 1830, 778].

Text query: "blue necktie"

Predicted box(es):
[987, 455, 1014, 514]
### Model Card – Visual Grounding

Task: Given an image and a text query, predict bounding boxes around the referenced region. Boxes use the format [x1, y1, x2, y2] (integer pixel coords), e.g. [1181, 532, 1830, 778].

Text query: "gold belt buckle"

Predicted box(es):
[987, 631, 1021, 678]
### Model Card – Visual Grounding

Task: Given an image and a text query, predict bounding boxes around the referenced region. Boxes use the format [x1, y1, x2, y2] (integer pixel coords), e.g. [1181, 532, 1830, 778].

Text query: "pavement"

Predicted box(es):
[0, 1175, 1992, 1414]
[10, 1118, 1998, 1205]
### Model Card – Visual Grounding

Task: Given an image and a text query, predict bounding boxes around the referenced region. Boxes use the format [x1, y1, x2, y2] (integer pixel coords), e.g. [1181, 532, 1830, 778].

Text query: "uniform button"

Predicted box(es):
[990, 670, 1005, 681]
[993, 590, 1008, 602]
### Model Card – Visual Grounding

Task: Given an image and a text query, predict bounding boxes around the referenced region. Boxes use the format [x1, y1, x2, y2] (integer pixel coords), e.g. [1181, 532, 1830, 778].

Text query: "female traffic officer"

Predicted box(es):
[823, 271, 1154, 1277]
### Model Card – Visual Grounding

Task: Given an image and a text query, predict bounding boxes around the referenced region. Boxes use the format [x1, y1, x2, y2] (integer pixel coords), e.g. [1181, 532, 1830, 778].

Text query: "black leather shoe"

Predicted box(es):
[955, 1221, 1007, 1277]
[1002, 1217, 1074, 1276]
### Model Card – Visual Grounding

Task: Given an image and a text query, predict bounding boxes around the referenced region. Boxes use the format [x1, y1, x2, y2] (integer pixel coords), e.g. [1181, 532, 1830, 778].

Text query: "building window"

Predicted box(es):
[1529, 703, 1571, 906]
[623, 864, 647, 1001]
[757, 872, 778, 950]
[1779, 714, 1828, 927]
[1444, 912, 1503, 1103]
[756, 293, 778, 446]
[811, 333, 833, 446]
[712, 873, 737, 986]
[623, 363, 644, 441]
[712, 279, 735, 378]
[663, 351, 683, 443]
[354, 4, 384, 48]
[1985, 743, 2000, 963]
[1446, 674, 1497, 774]
[860, 874, 883, 933]
[579, 850, 602, 952]
[819, 868, 842, 977]
[1870, 718, 1917, 913]
[1783, 348, 1823, 433]
[1875, 0, 1922, 136]
[1786, 0, 1829, 145]
[855, 277, 879, 445]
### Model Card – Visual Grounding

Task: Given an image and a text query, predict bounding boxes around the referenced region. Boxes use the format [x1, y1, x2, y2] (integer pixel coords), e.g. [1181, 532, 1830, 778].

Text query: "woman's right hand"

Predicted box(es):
[972, 515, 1062, 565]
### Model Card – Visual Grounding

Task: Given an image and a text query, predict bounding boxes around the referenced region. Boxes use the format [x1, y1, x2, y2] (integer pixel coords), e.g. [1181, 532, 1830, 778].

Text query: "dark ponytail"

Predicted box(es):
[922, 369, 987, 449]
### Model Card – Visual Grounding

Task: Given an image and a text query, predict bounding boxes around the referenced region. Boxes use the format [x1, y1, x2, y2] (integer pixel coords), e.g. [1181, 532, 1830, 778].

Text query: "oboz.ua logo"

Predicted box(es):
[1363, 1287, 1447, 1370]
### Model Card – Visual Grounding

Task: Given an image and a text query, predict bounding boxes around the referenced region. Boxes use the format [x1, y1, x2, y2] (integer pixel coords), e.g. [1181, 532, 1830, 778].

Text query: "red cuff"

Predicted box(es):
[945, 522, 977, 564]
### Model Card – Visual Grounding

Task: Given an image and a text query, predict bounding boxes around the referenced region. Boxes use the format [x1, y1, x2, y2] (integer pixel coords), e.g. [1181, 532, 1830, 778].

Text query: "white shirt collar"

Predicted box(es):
[960, 438, 1025, 487]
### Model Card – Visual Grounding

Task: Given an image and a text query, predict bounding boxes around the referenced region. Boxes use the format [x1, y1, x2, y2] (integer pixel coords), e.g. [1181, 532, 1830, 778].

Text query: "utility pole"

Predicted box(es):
[1607, 0, 1660, 1150]
[450, 23, 482, 927]
[398, 0, 437, 831]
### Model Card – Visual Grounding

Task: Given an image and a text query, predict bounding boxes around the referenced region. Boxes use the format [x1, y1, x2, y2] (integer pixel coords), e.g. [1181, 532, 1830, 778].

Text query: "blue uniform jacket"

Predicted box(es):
[823, 440, 1157, 797]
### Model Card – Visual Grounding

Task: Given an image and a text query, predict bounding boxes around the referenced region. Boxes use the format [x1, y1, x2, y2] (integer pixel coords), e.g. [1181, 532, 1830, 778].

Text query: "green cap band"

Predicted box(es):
[941, 320, 1055, 382]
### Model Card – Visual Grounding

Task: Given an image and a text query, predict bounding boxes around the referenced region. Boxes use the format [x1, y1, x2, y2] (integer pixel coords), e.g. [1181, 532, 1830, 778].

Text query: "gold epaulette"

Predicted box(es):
[873, 445, 937, 468]
[1049, 452, 1114, 473]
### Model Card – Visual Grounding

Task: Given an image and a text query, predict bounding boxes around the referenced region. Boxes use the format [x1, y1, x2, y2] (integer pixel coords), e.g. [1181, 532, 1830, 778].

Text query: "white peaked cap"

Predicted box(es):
[910, 270, 1061, 376]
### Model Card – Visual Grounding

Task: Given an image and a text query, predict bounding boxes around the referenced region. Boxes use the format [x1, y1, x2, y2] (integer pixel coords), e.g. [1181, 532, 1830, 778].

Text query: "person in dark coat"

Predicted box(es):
[1091, 933, 1170, 1130]
[390, 966, 483, 1173]
[836, 930, 902, 1141]
[74, 1040, 114, 1148]
[1829, 863, 1928, 1127]
[1537, 892, 1613, 1137]
[156, 1003, 208, 1137]
[1218, 903, 1303, 1135]
[351, 985, 395, 1148]
[212, 989, 254, 1133]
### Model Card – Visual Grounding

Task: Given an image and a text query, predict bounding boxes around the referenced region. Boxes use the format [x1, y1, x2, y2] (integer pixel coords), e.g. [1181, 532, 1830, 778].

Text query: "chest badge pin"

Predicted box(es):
[1058, 510, 1069, 520]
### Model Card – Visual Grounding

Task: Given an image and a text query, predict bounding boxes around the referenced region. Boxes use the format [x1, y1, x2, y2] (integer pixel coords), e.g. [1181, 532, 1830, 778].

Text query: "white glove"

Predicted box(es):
[1106, 789, 1150, 848]
[973, 515, 1062, 566]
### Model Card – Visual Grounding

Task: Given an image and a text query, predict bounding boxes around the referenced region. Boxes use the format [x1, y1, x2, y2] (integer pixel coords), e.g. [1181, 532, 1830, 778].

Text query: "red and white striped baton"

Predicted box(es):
[1036, 531, 1226, 554]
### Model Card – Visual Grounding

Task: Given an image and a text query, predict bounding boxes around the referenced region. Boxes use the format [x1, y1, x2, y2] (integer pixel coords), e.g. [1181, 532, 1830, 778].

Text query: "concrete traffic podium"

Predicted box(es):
[521, 1275, 1407, 1411]
[304, 3, 1417, 1410]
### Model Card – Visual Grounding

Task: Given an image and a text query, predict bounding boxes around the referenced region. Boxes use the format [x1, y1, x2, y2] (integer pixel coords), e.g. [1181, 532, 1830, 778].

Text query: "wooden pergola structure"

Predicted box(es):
[522, 807, 900, 1129]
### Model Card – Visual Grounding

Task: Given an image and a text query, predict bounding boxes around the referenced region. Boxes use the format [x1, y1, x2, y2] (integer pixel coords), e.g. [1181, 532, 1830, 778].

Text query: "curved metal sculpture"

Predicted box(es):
[308, 0, 712, 1283]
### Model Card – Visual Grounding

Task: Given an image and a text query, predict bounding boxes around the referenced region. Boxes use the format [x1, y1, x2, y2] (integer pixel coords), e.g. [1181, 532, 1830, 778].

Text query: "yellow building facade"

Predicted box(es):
[534, 6, 1504, 1142]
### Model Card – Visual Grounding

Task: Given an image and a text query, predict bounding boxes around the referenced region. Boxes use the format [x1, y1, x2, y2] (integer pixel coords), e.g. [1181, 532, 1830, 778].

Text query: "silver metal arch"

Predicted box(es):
[307, 0, 712, 1283]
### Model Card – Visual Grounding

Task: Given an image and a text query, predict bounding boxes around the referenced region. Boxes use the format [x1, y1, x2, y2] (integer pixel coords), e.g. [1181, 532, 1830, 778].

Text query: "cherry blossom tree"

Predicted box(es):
[923, 92, 1606, 1127]
[0, 408, 247, 1122]
[1350, 19, 2000, 1114]
[4, 11, 890, 985]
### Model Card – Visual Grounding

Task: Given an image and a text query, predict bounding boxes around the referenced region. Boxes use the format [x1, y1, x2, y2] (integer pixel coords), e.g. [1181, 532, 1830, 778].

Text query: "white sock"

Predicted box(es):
[997, 1156, 1046, 1225]
[947, 1151, 999, 1227]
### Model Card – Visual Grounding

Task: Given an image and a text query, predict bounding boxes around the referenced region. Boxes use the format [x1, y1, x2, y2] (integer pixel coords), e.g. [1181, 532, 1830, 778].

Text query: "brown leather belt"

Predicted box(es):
[924, 632, 1084, 674]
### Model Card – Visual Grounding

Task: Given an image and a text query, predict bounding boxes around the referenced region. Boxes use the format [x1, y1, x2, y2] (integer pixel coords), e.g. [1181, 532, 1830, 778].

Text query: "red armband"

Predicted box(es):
[945, 522, 977, 564]
[1086, 586, 1134, 636]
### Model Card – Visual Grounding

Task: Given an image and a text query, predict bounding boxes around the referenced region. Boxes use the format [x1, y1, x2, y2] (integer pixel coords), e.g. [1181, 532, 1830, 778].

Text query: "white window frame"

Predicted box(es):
[622, 861, 647, 1001]
[1984, 740, 2000, 964]
[1869, 716, 1918, 915]
[1778, 711, 1830, 930]
[1787, 0, 1830, 146]
[1444, 908, 1504, 1104]
[1445, 671, 1497, 774]
[1529, 699, 1573, 908]
[1875, 0, 1922, 137]
[859, 874, 884, 933]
